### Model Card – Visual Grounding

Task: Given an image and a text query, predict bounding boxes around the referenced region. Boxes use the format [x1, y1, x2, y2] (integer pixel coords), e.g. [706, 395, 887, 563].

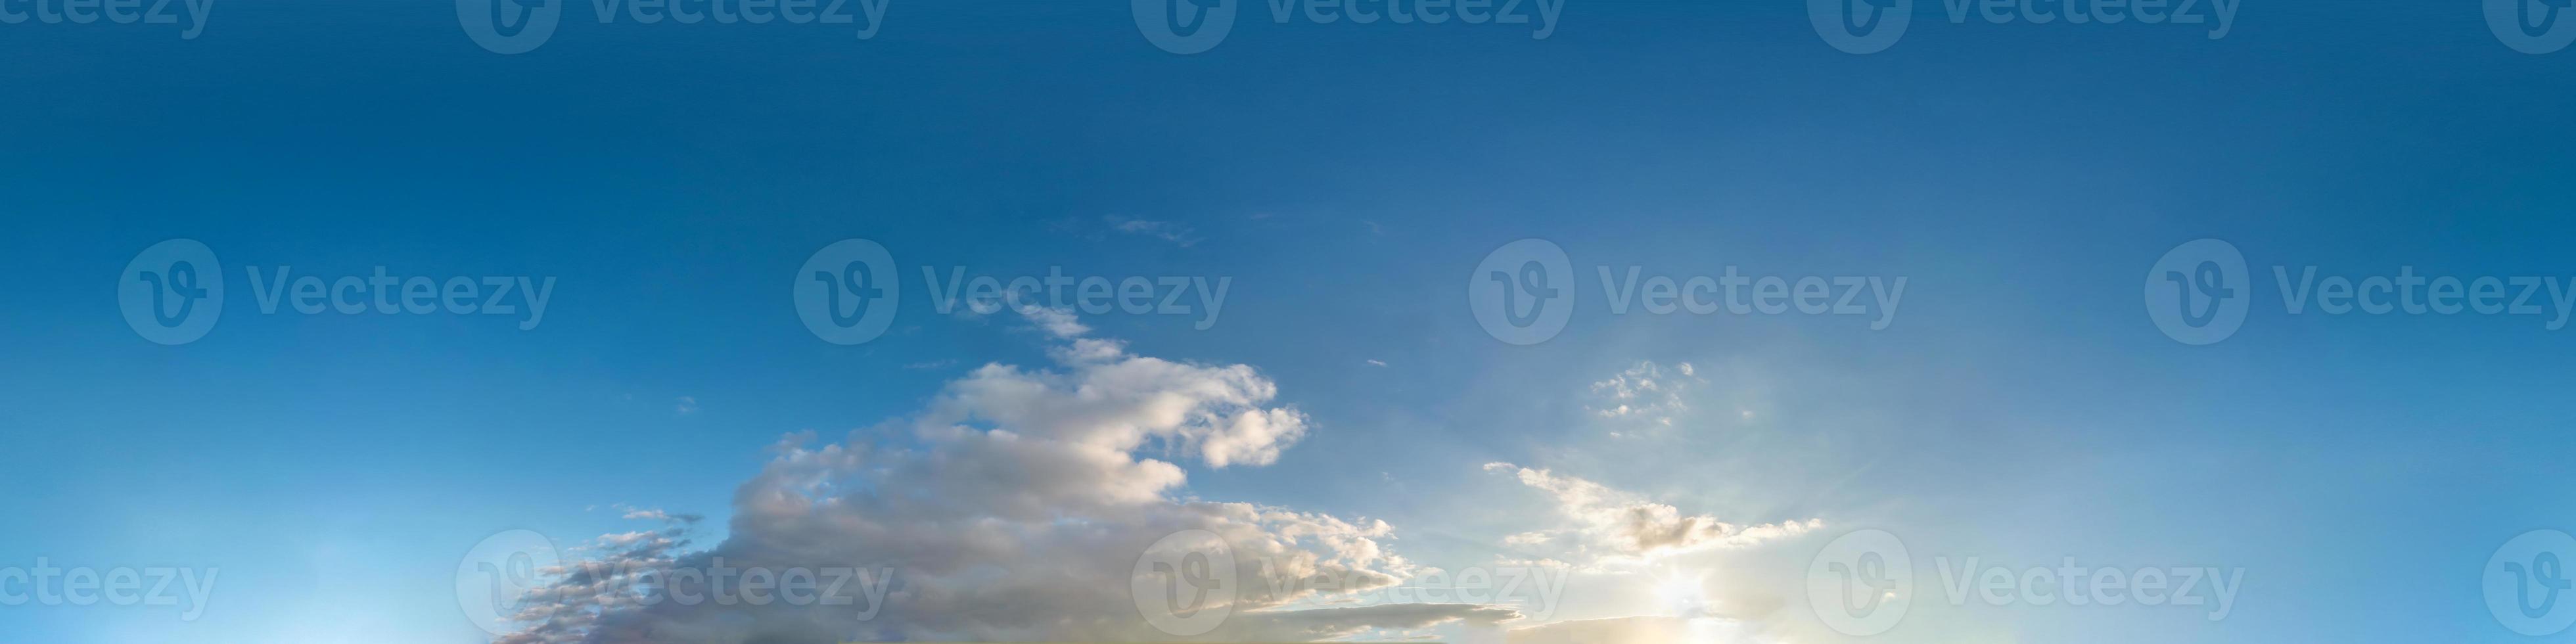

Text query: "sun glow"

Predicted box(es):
[1653, 570, 1712, 616]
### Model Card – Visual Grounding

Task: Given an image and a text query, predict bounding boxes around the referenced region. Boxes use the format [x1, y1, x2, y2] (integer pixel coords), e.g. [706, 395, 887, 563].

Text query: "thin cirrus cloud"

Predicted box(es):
[1105, 216, 1201, 248]
[494, 306, 1522, 643]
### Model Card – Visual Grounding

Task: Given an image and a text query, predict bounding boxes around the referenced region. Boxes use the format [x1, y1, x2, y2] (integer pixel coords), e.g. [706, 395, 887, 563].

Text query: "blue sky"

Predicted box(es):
[5, 0, 2576, 642]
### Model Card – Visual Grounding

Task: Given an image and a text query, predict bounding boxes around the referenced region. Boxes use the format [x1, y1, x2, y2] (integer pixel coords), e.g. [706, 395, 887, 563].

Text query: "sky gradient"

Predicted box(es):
[6, 0, 2576, 642]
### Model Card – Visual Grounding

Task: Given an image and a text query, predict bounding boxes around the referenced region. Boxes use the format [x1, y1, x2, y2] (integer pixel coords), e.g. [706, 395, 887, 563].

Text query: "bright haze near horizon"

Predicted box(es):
[5, 0, 2576, 642]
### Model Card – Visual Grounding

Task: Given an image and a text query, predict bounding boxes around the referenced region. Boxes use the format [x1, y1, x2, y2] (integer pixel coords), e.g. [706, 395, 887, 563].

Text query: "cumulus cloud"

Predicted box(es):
[495, 309, 1516, 643]
[1588, 361, 1697, 430]
[1484, 463, 1818, 566]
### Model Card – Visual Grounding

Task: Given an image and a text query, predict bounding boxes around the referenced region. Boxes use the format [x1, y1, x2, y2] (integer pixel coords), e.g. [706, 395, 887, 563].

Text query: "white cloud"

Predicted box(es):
[495, 308, 1516, 643]
[1486, 463, 1818, 567]
[1015, 303, 1090, 338]
[1505, 615, 1768, 644]
[1587, 361, 1697, 428]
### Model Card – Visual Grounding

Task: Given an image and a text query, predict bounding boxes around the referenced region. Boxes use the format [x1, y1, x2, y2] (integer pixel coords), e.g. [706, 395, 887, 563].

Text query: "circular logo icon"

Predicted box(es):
[1808, 0, 1912, 54]
[794, 239, 901, 346]
[457, 0, 563, 55]
[2488, 0, 2576, 54]
[2143, 239, 2249, 346]
[119, 239, 224, 346]
[456, 529, 563, 635]
[1468, 239, 1574, 346]
[1132, 529, 1237, 636]
[2488, 529, 2576, 635]
[1133, 0, 1237, 55]
[1806, 528, 1911, 637]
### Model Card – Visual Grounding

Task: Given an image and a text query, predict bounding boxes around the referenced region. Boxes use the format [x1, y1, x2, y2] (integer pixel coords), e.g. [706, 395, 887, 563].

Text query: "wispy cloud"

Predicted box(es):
[1105, 215, 1201, 247]
[1484, 463, 1818, 567]
[1588, 361, 1697, 430]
